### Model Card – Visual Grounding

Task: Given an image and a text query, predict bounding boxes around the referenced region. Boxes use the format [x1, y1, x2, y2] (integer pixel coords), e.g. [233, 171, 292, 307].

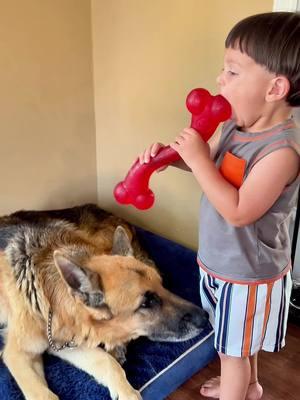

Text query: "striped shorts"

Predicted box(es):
[199, 267, 292, 357]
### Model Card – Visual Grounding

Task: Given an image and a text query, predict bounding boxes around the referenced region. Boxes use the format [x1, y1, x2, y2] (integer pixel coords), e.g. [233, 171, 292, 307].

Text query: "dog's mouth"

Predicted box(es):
[148, 325, 205, 342]
[147, 309, 209, 342]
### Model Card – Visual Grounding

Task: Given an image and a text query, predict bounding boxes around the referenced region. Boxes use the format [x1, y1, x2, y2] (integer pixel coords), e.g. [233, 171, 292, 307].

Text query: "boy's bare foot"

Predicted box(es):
[200, 377, 220, 398]
[200, 376, 263, 399]
[247, 382, 263, 400]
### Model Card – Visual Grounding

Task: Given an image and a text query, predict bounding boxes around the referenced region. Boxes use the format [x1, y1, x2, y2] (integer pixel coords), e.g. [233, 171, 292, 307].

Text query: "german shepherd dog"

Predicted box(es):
[0, 204, 208, 400]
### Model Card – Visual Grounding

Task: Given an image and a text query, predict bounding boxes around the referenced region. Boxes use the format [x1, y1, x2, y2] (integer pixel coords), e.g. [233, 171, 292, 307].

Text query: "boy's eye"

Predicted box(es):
[222, 67, 238, 76]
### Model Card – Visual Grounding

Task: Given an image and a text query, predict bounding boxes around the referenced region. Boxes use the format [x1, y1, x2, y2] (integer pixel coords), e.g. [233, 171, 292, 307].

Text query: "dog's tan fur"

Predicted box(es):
[0, 205, 207, 400]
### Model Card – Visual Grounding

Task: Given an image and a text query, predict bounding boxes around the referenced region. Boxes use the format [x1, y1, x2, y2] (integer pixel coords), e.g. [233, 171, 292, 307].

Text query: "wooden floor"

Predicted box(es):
[167, 323, 300, 400]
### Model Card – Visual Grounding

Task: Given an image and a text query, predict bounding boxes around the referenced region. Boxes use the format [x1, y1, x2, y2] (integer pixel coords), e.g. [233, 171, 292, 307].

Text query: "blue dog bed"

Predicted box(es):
[0, 227, 216, 400]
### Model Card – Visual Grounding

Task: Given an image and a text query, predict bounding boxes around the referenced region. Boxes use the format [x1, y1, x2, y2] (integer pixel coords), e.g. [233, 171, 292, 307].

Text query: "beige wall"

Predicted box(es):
[0, 1, 97, 215]
[92, 0, 273, 248]
[0, 1, 274, 248]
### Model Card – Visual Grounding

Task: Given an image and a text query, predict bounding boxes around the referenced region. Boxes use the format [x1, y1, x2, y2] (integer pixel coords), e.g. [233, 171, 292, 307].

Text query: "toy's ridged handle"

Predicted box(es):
[114, 88, 231, 210]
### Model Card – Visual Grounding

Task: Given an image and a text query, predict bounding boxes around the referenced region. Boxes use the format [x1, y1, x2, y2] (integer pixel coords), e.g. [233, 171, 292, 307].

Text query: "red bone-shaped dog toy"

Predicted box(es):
[114, 88, 231, 210]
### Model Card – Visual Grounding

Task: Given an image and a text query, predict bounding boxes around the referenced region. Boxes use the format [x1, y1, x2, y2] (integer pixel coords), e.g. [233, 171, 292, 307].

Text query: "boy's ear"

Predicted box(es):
[266, 76, 290, 102]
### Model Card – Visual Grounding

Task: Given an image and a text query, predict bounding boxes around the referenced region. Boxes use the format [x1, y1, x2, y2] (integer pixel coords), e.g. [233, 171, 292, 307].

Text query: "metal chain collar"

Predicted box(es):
[47, 310, 77, 352]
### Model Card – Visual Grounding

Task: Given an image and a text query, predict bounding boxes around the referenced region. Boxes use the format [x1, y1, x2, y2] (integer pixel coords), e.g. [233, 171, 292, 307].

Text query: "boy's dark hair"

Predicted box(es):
[225, 12, 300, 107]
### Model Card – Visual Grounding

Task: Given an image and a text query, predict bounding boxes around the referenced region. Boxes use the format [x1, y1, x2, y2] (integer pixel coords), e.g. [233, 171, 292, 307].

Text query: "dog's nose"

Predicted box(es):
[201, 310, 209, 326]
[182, 308, 209, 329]
[195, 309, 209, 329]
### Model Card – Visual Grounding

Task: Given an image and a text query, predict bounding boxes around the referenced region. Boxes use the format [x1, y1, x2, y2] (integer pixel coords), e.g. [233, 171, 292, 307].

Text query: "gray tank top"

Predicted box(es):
[198, 119, 300, 283]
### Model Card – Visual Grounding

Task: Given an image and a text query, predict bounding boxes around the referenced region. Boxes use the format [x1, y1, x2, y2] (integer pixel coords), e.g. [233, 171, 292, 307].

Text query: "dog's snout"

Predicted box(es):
[181, 308, 209, 329]
[200, 310, 209, 328]
[199, 310, 209, 328]
[182, 313, 193, 323]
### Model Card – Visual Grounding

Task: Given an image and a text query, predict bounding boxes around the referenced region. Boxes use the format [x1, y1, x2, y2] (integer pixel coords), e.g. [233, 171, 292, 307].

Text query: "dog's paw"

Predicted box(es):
[48, 395, 59, 400]
[117, 389, 142, 400]
[28, 392, 59, 400]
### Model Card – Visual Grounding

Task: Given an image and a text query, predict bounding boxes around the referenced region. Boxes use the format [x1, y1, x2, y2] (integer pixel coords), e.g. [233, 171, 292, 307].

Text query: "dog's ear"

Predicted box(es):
[53, 250, 105, 308]
[112, 226, 133, 256]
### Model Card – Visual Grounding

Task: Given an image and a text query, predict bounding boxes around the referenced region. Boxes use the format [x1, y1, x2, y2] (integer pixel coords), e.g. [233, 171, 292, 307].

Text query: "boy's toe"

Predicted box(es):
[200, 386, 219, 398]
[200, 377, 221, 398]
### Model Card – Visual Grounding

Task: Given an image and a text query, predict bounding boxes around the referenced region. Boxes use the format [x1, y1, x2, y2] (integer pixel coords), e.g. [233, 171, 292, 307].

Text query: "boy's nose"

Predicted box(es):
[216, 73, 224, 86]
[216, 68, 226, 87]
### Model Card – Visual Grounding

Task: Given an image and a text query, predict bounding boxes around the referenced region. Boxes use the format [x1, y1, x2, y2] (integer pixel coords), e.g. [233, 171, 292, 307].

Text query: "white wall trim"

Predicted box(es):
[273, 0, 300, 11]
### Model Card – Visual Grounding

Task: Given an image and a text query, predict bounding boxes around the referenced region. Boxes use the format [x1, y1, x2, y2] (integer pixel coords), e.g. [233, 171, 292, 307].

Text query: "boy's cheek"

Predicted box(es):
[229, 106, 236, 120]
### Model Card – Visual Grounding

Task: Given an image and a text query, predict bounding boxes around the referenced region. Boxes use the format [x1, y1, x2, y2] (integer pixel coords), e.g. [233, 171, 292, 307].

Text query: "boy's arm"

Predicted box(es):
[208, 128, 222, 159]
[191, 147, 299, 226]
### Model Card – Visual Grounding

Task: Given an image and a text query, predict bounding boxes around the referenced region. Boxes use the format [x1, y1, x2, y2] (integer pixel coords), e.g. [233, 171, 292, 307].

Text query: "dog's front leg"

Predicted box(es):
[3, 337, 58, 400]
[51, 347, 142, 400]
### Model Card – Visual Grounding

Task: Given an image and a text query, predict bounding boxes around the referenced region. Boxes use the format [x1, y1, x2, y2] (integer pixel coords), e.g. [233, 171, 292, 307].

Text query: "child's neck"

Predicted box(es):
[241, 106, 292, 133]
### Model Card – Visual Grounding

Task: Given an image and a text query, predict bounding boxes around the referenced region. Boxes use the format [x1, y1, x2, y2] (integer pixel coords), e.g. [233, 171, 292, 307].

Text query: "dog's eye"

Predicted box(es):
[139, 291, 162, 309]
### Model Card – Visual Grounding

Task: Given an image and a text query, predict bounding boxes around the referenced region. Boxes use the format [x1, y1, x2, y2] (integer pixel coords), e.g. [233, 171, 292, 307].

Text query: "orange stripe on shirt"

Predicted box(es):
[251, 139, 300, 167]
[231, 122, 296, 143]
[260, 282, 274, 347]
[197, 258, 292, 285]
[242, 285, 257, 357]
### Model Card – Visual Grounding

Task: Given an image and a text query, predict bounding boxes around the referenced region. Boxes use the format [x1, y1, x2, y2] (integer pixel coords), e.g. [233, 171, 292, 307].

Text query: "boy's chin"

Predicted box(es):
[230, 112, 238, 124]
[231, 115, 244, 129]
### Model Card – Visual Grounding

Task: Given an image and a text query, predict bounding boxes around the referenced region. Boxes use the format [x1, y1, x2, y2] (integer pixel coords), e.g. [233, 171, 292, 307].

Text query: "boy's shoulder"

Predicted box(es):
[221, 118, 300, 142]
[216, 118, 300, 170]
[276, 119, 300, 146]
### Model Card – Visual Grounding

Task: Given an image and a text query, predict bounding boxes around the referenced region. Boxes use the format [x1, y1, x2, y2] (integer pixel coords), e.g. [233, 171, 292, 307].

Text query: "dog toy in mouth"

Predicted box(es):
[114, 88, 232, 210]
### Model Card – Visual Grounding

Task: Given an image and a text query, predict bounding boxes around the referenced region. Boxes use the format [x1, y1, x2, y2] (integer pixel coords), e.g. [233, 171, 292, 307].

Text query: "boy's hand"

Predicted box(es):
[170, 128, 210, 170]
[138, 143, 168, 172]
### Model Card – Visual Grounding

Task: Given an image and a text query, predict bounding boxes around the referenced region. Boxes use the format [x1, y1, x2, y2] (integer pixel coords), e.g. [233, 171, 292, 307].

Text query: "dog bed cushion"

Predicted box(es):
[0, 226, 216, 400]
